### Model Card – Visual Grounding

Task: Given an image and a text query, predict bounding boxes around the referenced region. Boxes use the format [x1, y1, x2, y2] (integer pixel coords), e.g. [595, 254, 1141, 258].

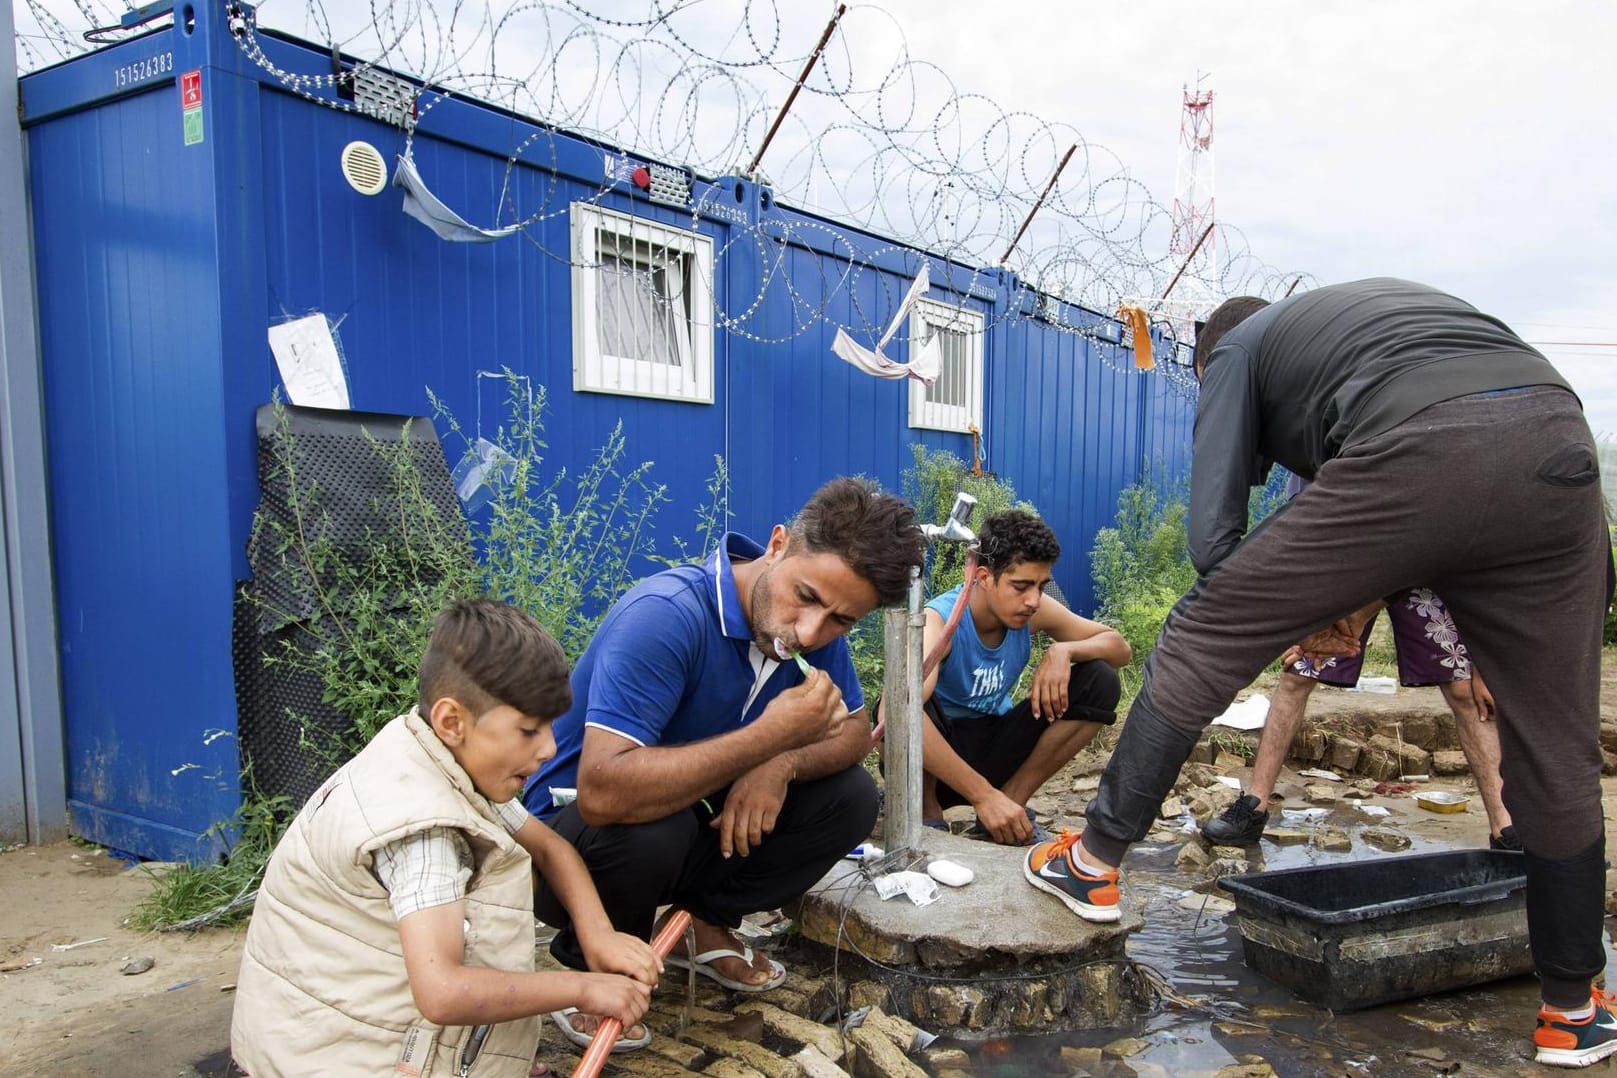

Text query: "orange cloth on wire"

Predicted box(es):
[1118, 305, 1154, 369]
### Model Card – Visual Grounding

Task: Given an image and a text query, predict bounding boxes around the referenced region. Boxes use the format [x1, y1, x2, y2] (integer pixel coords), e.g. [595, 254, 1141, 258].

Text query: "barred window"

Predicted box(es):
[570, 203, 714, 403]
[908, 298, 984, 432]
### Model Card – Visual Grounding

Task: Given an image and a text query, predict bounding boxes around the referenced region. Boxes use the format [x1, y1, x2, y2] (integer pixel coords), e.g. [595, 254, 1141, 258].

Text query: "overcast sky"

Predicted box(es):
[871, 0, 1617, 430]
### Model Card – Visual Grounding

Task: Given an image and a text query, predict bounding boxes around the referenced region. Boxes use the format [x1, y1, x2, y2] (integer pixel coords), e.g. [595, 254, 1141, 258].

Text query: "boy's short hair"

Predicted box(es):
[788, 477, 924, 607]
[418, 599, 571, 719]
[975, 510, 1060, 577]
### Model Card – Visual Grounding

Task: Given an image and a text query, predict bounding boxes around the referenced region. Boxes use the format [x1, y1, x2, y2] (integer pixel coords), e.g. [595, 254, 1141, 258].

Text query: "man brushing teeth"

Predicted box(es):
[524, 478, 923, 1038]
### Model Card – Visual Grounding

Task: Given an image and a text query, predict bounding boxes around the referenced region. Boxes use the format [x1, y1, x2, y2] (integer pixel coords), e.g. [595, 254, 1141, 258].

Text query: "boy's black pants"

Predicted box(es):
[926, 659, 1120, 810]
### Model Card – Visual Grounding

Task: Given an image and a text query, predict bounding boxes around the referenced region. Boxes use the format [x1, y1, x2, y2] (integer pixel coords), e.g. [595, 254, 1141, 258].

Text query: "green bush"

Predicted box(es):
[130, 781, 289, 932]
[1248, 467, 1293, 528]
[1089, 480, 1197, 697]
[248, 379, 681, 753]
[432, 377, 685, 665]
[1090, 468, 1297, 699]
[251, 407, 485, 750]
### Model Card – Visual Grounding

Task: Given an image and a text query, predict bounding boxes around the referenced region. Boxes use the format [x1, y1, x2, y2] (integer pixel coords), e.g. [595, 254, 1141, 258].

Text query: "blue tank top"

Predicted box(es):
[925, 584, 1031, 720]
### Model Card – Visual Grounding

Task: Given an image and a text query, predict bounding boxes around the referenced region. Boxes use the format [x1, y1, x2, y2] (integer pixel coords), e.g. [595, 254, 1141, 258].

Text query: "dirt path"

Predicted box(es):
[0, 844, 243, 1077]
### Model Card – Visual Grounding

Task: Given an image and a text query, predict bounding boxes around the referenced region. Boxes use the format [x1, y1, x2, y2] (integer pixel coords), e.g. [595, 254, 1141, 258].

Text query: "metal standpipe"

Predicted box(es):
[880, 565, 926, 858]
[880, 492, 976, 866]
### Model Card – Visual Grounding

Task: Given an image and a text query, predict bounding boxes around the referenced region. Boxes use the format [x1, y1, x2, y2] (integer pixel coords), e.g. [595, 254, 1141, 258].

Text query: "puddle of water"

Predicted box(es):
[962, 817, 1617, 1076]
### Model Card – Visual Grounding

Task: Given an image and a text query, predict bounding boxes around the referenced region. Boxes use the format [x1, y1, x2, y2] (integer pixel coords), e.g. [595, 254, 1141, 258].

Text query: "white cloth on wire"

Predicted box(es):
[830, 264, 943, 385]
[394, 150, 519, 243]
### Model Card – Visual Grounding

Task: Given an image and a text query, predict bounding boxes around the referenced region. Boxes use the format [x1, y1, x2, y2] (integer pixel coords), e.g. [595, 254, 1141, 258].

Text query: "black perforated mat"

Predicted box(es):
[233, 404, 470, 808]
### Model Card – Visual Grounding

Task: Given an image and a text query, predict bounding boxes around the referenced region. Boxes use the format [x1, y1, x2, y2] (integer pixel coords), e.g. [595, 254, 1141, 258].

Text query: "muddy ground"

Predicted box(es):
[7, 668, 1617, 1077]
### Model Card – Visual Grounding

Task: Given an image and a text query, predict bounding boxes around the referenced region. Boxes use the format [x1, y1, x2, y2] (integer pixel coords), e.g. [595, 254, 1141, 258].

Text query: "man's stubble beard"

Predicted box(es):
[749, 560, 786, 657]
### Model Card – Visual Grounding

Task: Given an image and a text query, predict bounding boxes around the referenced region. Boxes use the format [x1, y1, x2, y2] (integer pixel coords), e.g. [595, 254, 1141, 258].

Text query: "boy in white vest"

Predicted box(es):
[232, 599, 660, 1078]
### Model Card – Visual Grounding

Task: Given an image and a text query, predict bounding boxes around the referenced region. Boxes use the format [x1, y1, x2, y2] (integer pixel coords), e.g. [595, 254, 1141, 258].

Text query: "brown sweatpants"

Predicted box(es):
[1084, 386, 1609, 1005]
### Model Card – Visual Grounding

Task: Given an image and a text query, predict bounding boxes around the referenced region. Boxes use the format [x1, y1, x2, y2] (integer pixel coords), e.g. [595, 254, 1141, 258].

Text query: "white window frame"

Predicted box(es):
[907, 297, 984, 433]
[570, 202, 714, 404]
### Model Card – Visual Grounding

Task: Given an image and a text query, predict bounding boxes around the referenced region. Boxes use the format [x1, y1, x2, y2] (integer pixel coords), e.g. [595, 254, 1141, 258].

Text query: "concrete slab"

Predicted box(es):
[792, 830, 1150, 1036]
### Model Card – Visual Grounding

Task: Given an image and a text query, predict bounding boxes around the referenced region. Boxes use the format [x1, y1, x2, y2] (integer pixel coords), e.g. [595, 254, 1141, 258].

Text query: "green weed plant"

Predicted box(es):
[1089, 479, 1197, 699]
[131, 781, 290, 932]
[141, 374, 724, 929]
[1089, 469, 1293, 700]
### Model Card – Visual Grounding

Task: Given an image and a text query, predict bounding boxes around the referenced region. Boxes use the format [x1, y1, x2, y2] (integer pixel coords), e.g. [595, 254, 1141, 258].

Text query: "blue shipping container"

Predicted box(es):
[19, 1, 1196, 860]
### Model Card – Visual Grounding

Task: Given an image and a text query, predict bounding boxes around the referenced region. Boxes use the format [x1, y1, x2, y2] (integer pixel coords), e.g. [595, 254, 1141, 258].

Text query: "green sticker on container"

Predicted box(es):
[183, 107, 204, 146]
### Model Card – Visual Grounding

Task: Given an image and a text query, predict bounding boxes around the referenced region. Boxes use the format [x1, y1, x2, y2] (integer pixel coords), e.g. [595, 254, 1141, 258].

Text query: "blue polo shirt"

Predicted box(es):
[523, 532, 865, 820]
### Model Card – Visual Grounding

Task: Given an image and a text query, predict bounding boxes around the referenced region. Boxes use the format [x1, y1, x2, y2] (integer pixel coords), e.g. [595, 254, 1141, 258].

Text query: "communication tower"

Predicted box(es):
[1170, 77, 1216, 277]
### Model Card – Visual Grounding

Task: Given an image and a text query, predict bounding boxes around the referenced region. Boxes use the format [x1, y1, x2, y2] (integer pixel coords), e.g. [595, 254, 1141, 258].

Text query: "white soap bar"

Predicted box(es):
[926, 858, 974, 888]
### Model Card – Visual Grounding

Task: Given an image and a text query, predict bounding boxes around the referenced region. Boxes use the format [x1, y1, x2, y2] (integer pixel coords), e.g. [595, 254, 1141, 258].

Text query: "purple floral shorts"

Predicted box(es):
[1288, 587, 1472, 688]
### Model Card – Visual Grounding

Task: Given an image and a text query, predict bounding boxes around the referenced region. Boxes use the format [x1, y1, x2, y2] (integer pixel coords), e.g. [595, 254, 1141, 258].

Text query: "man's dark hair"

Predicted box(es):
[975, 509, 1060, 577]
[418, 598, 571, 719]
[1193, 296, 1271, 376]
[788, 477, 924, 607]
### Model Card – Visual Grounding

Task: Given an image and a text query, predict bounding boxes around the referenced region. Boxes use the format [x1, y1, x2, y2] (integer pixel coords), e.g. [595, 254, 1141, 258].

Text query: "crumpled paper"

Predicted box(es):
[1210, 693, 1269, 730]
[872, 870, 940, 907]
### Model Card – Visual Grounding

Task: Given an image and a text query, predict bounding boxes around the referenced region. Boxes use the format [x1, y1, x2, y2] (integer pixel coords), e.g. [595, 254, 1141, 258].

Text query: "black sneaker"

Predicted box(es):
[1490, 825, 1523, 852]
[1202, 793, 1269, 845]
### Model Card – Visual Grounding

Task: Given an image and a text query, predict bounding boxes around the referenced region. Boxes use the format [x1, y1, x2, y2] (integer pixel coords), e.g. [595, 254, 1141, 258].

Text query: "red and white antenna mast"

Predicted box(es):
[1170, 75, 1216, 278]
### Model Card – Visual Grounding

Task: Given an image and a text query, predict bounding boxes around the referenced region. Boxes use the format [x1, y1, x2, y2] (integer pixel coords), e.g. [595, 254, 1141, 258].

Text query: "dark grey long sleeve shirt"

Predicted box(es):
[1188, 277, 1573, 574]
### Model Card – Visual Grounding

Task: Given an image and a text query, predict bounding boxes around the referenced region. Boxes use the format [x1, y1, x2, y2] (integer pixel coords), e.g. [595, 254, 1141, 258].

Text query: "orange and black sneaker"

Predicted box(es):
[1022, 830, 1121, 923]
[1535, 989, 1617, 1068]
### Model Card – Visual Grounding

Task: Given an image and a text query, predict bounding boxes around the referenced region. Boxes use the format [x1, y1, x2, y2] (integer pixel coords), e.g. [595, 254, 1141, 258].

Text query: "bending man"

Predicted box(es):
[1022, 279, 1612, 1068]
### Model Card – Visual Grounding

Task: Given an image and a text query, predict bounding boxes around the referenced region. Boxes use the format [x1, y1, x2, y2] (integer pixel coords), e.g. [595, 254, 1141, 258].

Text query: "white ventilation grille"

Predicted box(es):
[340, 141, 388, 196]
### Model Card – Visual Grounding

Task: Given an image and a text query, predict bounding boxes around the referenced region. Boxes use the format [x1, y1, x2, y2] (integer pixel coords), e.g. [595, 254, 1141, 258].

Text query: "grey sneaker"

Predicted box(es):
[1202, 793, 1269, 845]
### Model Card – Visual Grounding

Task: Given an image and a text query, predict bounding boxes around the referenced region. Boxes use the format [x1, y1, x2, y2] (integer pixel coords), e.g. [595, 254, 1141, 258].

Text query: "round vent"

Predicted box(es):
[340, 141, 388, 196]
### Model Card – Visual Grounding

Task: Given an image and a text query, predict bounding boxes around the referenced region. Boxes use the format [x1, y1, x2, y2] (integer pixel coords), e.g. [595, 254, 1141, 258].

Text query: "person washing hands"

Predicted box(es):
[1053, 280, 1614, 1068]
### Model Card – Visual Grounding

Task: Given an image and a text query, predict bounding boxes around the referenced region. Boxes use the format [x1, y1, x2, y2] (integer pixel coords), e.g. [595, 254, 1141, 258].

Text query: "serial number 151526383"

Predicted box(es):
[113, 51, 174, 89]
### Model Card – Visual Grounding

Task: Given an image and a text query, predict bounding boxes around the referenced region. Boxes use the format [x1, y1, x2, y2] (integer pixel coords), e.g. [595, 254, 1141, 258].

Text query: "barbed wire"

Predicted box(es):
[15, 0, 1317, 393]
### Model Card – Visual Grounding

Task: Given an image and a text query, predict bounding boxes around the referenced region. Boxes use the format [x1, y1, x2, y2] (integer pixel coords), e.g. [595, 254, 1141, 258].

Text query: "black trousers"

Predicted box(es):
[927, 659, 1120, 810]
[1084, 386, 1610, 1006]
[533, 765, 877, 971]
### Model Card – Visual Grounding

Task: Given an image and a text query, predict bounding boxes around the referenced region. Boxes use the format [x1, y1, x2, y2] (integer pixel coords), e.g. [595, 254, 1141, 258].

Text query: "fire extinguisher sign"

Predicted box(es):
[181, 69, 204, 146]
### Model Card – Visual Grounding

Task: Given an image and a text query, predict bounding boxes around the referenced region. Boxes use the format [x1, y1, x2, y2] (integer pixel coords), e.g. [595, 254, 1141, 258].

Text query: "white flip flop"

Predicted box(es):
[547, 1008, 651, 1053]
[664, 944, 787, 993]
